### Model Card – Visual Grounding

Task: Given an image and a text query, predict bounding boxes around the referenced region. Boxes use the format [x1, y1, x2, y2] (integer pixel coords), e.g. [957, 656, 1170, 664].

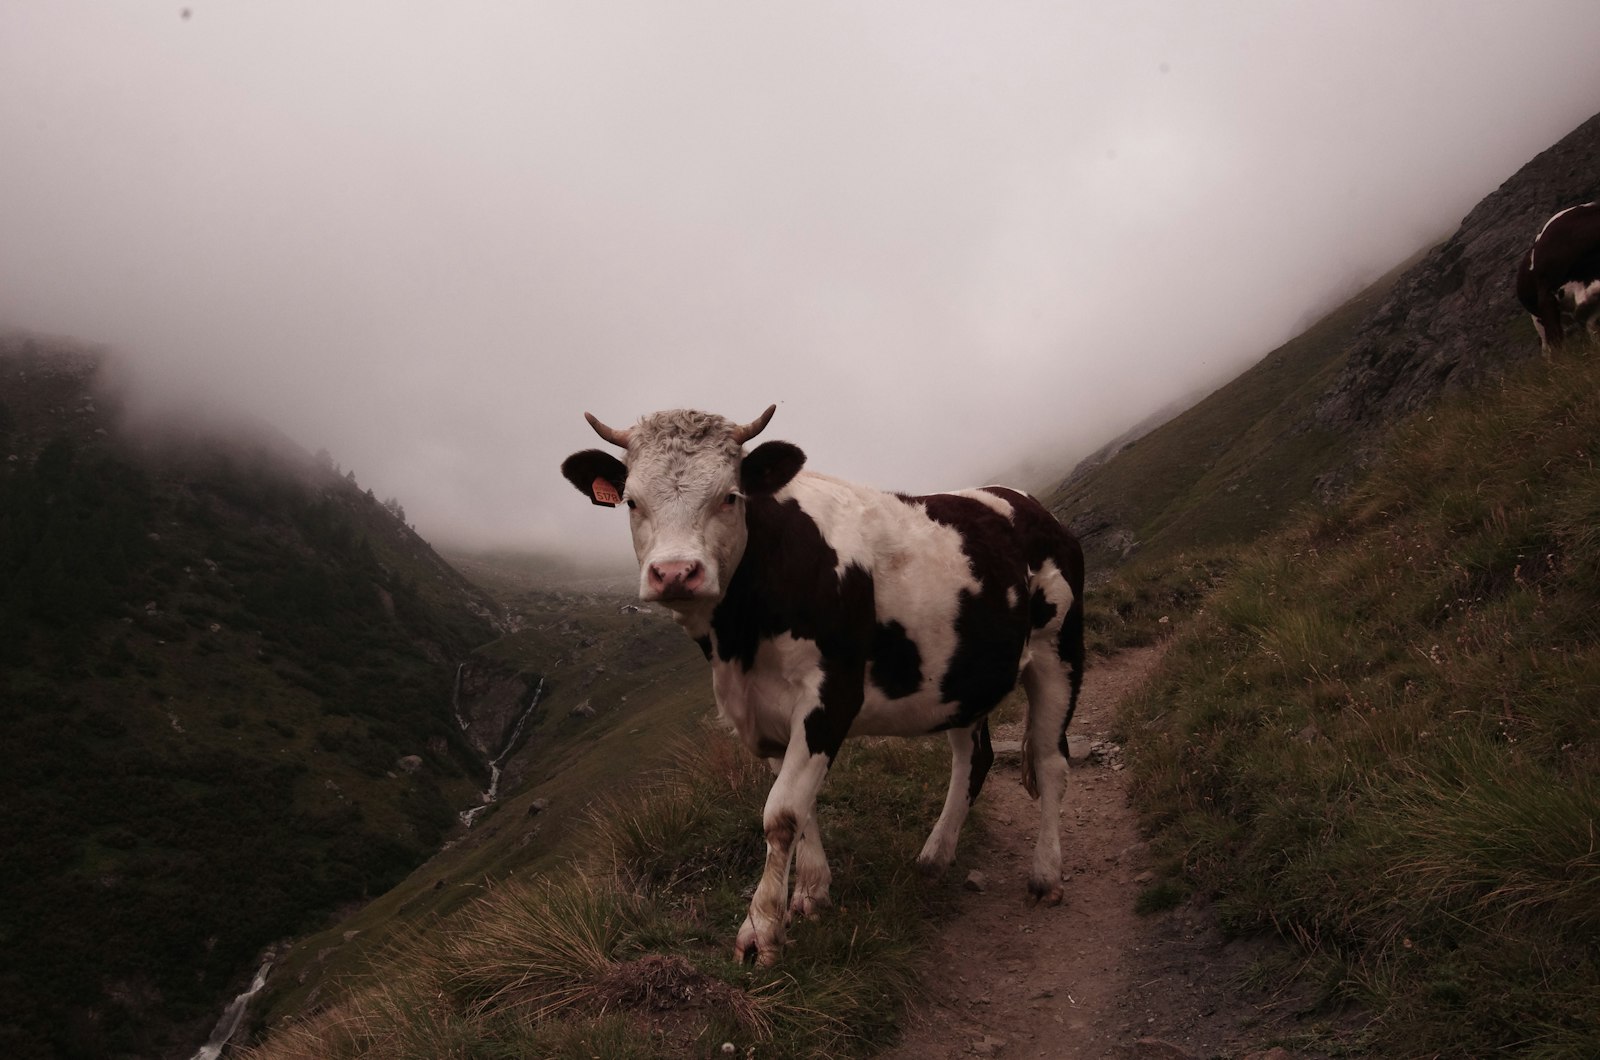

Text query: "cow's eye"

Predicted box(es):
[625, 498, 637, 510]
[724, 493, 739, 506]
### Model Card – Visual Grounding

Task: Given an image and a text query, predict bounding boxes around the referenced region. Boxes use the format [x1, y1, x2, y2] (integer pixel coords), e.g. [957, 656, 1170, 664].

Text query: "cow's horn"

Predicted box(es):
[732, 404, 777, 444]
[584, 412, 632, 448]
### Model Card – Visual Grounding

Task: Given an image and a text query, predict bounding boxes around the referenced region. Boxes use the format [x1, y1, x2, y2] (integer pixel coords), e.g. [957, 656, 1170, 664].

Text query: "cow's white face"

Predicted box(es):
[623, 440, 747, 607]
[561, 405, 803, 616]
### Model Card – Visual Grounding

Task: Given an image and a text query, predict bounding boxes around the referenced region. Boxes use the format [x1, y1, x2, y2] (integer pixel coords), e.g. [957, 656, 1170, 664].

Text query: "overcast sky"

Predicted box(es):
[4, 3, 1599, 563]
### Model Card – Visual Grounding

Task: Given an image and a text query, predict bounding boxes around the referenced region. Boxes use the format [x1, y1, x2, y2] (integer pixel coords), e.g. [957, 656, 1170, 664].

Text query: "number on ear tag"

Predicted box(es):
[591, 478, 622, 507]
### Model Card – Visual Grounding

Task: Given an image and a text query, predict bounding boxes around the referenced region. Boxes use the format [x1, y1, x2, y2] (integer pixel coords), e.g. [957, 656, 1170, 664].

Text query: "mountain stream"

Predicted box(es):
[187, 955, 273, 1060]
[458, 675, 544, 827]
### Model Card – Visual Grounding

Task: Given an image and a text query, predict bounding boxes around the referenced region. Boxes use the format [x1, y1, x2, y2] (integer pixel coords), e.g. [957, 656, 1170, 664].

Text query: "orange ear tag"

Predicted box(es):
[591, 478, 622, 507]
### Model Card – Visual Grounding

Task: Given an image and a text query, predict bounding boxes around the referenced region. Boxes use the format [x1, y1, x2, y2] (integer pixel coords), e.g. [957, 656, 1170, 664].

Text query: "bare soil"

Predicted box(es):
[879, 644, 1325, 1060]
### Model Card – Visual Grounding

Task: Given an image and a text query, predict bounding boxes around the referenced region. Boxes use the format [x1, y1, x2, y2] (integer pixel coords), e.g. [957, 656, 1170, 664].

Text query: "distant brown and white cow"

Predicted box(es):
[1516, 201, 1600, 353]
[562, 406, 1085, 966]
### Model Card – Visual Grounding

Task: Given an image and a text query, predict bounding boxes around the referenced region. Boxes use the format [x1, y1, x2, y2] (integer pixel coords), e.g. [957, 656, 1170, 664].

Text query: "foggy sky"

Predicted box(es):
[4, 3, 1599, 565]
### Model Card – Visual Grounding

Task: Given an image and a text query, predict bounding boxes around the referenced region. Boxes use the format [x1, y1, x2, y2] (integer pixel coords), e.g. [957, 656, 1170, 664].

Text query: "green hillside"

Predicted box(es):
[1043, 253, 1418, 575]
[0, 341, 499, 1060]
[1122, 339, 1600, 1055]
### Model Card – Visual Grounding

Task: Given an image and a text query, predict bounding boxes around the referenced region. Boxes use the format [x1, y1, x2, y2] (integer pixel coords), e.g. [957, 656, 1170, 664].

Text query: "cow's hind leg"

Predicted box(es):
[788, 805, 832, 921]
[1573, 287, 1600, 342]
[1020, 658, 1072, 905]
[916, 720, 994, 876]
[1537, 292, 1565, 356]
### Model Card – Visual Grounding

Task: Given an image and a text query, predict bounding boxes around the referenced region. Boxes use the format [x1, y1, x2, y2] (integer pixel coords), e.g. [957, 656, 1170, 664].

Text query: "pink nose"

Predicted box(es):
[647, 560, 705, 600]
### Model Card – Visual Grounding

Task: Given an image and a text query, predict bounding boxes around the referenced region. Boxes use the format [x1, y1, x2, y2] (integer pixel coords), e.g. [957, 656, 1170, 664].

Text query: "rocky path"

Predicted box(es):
[880, 645, 1311, 1060]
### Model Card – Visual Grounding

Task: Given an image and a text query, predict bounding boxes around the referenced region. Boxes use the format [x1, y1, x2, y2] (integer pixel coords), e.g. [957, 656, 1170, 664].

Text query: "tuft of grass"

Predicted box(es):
[1134, 878, 1187, 915]
[1120, 339, 1600, 1056]
[439, 875, 650, 1022]
[1084, 551, 1233, 655]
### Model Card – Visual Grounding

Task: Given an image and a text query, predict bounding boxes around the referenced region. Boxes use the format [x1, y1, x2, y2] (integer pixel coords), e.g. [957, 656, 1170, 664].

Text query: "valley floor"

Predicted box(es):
[878, 645, 1328, 1060]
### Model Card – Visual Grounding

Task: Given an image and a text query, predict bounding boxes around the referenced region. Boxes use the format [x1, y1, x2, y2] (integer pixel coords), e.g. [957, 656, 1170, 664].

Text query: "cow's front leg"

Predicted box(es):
[788, 805, 831, 922]
[735, 740, 831, 965]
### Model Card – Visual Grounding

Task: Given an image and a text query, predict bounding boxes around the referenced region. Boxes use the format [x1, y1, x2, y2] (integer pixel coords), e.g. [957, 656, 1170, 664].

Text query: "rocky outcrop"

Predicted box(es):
[452, 658, 542, 759]
[1316, 111, 1600, 435]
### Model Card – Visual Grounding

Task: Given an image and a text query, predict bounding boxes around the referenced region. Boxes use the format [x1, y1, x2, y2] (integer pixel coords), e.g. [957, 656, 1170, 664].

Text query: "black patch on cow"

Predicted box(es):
[560, 449, 627, 504]
[694, 635, 712, 661]
[967, 719, 994, 806]
[915, 493, 1031, 731]
[1029, 586, 1057, 630]
[710, 496, 873, 763]
[803, 578, 869, 763]
[870, 620, 922, 699]
[740, 441, 807, 496]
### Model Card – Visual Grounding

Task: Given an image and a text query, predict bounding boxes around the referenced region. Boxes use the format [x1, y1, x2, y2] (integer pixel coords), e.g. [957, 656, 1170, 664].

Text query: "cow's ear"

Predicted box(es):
[561, 449, 628, 507]
[740, 441, 806, 496]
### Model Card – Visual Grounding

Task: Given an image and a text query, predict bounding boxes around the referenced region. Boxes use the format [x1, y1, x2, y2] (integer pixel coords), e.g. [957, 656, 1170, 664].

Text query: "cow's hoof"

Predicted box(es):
[914, 855, 948, 879]
[788, 891, 831, 922]
[735, 916, 782, 967]
[734, 940, 780, 968]
[1027, 879, 1064, 907]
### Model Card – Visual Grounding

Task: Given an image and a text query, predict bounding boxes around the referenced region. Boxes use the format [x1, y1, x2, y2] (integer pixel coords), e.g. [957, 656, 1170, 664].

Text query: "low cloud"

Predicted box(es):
[3, 2, 1598, 564]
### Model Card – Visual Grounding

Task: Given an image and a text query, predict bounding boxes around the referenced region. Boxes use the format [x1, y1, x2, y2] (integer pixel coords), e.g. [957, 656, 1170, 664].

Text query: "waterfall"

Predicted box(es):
[188, 956, 273, 1060]
[451, 662, 469, 732]
[459, 677, 544, 827]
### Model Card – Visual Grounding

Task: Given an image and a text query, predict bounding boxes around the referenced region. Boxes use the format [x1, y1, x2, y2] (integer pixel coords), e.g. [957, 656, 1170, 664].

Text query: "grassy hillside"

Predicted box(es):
[1121, 339, 1600, 1056]
[250, 587, 712, 1032]
[0, 341, 498, 1059]
[1043, 253, 1419, 575]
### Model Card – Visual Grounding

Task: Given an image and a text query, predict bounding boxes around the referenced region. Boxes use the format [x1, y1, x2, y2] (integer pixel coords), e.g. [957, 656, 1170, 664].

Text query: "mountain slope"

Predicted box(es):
[247, 572, 711, 1039]
[1050, 109, 1600, 579]
[1041, 254, 1413, 574]
[1123, 335, 1600, 1056]
[0, 337, 502, 1060]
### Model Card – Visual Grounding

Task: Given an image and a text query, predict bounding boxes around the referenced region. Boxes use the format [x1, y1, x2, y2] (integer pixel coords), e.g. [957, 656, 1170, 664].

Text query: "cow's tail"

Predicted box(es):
[1019, 560, 1087, 798]
[1058, 591, 1085, 755]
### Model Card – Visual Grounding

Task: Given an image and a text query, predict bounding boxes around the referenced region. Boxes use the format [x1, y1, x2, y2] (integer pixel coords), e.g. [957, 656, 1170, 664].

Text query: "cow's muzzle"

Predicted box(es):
[647, 560, 706, 602]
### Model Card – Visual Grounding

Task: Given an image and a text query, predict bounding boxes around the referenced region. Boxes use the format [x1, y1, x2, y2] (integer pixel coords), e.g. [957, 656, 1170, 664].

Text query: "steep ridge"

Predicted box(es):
[0, 337, 503, 1060]
[1042, 259, 1408, 575]
[1317, 110, 1600, 432]
[1050, 109, 1600, 577]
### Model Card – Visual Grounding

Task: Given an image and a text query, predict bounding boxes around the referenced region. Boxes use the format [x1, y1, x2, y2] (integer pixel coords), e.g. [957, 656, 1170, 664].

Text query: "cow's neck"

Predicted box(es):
[667, 599, 716, 640]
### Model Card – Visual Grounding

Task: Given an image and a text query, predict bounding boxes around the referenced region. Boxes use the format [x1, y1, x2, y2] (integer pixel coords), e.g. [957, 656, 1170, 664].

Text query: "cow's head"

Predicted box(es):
[561, 405, 805, 611]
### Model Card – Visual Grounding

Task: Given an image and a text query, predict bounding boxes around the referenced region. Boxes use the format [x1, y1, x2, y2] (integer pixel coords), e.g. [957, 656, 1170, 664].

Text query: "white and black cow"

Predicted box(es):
[1516, 201, 1600, 353]
[562, 406, 1085, 966]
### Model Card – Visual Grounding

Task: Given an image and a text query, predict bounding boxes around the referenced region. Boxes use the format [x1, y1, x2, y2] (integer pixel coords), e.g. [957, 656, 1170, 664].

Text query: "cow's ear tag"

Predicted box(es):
[591, 478, 622, 507]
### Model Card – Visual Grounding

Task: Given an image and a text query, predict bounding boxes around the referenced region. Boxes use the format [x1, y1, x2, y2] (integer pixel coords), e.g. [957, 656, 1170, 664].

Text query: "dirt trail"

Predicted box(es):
[880, 644, 1306, 1060]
